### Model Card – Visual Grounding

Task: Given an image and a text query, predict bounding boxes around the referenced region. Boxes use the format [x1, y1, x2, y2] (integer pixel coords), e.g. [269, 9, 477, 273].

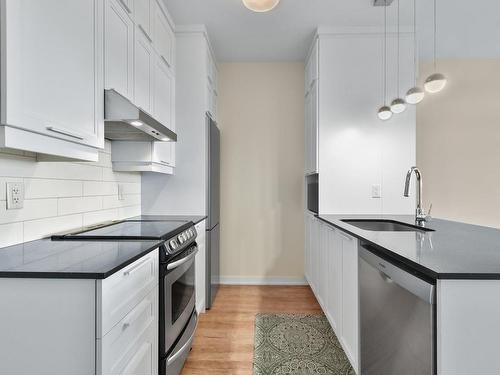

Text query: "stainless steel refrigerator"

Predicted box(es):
[206, 113, 220, 309]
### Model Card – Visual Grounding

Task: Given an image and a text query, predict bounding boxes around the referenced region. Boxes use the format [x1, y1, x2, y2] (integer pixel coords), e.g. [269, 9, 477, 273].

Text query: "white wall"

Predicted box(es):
[318, 31, 416, 215]
[417, 59, 500, 228]
[0, 141, 141, 248]
[217, 63, 306, 283]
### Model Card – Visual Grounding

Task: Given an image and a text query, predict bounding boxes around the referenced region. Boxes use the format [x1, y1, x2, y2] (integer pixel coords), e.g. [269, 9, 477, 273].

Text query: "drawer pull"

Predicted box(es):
[160, 160, 171, 165]
[123, 258, 150, 276]
[122, 322, 130, 331]
[118, 0, 132, 14]
[138, 24, 152, 42]
[46, 126, 85, 140]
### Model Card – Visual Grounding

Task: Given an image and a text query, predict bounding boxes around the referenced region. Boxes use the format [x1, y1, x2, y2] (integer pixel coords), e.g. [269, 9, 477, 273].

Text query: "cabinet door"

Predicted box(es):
[152, 142, 174, 167]
[153, 1, 174, 68]
[309, 217, 319, 294]
[105, 0, 134, 101]
[340, 231, 359, 372]
[318, 222, 329, 308]
[326, 227, 342, 332]
[304, 91, 312, 173]
[2, 0, 104, 149]
[134, 29, 154, 114]
[195, 220, 206, 312]
[152, 54, 174, 129]
[134, 0, 152, 42]
[304, 214, 311, 284]
[310, 80, 318, 173]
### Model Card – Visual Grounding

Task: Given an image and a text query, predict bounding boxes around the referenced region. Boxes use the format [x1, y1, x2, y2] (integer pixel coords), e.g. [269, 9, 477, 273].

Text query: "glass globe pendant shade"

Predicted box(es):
[424, 73, 447, 93]
[405, 87, 425, 104]
[378, 106, 393, 121]
[242, 0, 280, 12]
[390, 98, 407, 114]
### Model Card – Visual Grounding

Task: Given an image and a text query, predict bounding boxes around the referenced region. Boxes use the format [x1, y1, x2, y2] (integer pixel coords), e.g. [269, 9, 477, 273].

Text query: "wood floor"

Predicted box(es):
[180, 285, 322, 375]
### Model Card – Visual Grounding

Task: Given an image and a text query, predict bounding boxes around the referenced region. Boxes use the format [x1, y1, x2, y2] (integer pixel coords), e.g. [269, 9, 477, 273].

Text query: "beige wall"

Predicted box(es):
[217, 63, 305, 282]
[417, 60, 500, 228]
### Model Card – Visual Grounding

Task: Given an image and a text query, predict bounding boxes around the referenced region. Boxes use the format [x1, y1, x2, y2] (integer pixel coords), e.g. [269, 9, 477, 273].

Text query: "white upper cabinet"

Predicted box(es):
[0, 0, 104, 160]
[206, 47, 218, 120]
[105, 0, 134, 101]
[305, 39, 318, 94]
[152, 53, 174, 129]
[134, 28, 154, 114]
[153, 1, 175, 69]
[134, 0, 153, 42]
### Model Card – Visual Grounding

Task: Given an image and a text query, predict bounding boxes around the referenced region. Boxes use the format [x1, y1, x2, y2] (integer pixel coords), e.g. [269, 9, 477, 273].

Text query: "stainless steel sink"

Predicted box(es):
[341, 219, 434, 232]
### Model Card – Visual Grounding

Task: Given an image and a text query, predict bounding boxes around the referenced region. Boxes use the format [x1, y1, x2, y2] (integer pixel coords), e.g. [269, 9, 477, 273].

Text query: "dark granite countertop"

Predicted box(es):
[0, 238, 162, 279]
[318, 214, 500, 280]
[128, 215, 207, 225]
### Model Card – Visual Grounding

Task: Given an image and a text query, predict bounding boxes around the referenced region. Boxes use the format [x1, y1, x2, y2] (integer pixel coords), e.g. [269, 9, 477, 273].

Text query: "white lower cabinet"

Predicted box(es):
[97, 249, 159, 375]
[306, 219, 359, 373]
[195, 220, 207, 313]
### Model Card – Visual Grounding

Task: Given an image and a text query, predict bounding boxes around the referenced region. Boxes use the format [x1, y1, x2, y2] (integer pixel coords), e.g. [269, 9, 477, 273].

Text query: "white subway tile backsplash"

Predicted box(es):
[0, 222, 24, 248]
[0, 199, 58, 225]
[58, 196, 103, 216]
[83, 181, 118, 196]
[0, 141, 142, 247]
[24, 214, 83, 242]
[24, 178, 83, 199]
[82, 208, 119, 227]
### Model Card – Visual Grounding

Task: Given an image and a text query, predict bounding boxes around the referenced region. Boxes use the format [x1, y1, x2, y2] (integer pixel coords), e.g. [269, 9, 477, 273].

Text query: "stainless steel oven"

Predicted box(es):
[160, 244, 199, 375]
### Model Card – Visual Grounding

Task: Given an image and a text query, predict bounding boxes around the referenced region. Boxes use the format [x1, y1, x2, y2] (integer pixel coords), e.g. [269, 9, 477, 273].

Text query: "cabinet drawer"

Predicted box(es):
[99, 249, 158, 336]
[100, 286, 158, 375]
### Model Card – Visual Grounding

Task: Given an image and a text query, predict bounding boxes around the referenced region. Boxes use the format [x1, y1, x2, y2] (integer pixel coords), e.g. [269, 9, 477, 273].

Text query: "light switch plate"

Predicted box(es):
[7, 182, 25, 209]
[371, 184, 382, 198]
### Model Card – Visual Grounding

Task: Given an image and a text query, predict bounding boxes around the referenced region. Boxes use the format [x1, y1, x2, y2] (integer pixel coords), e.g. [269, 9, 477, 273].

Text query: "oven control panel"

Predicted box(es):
[167, 227, 197, 254]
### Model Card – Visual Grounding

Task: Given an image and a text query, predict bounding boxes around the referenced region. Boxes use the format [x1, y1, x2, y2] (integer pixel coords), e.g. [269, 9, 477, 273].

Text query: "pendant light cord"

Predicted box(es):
[413, 0, 418, 85]
[396, 0, 400, 96]
[383, 1, 387, 105]
[433, 0, 437, 70]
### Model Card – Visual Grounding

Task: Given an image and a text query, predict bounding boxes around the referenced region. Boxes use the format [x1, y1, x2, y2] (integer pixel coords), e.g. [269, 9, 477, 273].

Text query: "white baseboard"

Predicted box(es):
[219, 276, 308, 286]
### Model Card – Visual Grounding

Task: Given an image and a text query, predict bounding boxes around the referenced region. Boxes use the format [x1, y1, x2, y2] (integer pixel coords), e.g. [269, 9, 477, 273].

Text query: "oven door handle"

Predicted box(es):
[167, 314, 199, 365]
[166, 247, 199, 270]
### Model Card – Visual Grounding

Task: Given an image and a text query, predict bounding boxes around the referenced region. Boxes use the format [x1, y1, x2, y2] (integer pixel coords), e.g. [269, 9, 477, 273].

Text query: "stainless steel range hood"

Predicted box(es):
[104, 89, 177, 142]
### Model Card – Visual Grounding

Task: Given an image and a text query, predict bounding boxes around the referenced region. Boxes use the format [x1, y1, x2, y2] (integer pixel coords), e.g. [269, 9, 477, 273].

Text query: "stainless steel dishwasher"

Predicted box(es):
[359, 245, 436, 375]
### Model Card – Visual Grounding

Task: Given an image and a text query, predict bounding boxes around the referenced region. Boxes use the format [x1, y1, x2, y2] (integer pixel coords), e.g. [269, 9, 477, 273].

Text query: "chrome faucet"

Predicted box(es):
[404, 167, 431, 225]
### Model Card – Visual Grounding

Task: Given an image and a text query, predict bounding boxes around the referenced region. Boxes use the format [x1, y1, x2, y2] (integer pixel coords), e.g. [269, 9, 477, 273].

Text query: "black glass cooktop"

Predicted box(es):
[52, 220, 192, 241]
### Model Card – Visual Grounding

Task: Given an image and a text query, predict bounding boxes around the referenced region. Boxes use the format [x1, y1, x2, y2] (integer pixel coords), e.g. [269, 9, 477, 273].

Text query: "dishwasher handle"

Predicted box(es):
[359, 245, 435, 304]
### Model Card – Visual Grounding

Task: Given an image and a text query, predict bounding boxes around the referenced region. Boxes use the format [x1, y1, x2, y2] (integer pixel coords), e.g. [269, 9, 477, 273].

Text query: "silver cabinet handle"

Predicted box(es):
[167, 247, 198, 270]
[118, 0, 132, 14]
[161, 55, 171, 68]
[339, 231, 354, 241]
[160, 160, 171, 165]
[46, 126, 84, 140]
[138, 24, 152, 42]
[123, 257, 150, 276]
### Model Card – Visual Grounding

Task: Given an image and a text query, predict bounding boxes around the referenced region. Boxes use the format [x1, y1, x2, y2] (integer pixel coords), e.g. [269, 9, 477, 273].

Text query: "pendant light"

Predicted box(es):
[378, 2, 393, 121]
[242, 0, 280, 12]
[390, 0, 406, 114]
[405, 0, 425, 104]
[424, 0, 447, 93]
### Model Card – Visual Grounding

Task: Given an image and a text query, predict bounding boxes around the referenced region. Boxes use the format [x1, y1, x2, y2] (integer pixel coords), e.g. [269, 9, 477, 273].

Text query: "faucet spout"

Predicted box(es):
[404, 167, 428, 224]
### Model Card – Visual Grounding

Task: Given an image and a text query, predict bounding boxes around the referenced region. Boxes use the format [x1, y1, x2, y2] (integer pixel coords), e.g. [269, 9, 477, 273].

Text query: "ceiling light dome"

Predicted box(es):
[242, 0, 280, 12]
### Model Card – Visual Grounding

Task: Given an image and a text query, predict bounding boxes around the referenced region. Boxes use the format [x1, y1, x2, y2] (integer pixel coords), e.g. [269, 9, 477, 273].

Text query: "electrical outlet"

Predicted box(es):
[372, 184, 382, 198]
[7, 182, 25, 210]
[118, 184, 125, 201]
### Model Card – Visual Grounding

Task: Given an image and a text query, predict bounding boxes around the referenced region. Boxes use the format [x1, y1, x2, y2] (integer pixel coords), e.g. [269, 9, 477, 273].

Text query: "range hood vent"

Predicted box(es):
[104, 89, 177, 142]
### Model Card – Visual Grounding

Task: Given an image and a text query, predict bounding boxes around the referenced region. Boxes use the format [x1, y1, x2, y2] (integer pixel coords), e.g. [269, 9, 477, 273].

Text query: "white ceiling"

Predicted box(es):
[163, 0, 500, 62]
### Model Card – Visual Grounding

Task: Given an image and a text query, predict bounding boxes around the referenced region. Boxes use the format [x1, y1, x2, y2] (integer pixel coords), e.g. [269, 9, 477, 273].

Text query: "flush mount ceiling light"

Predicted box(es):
[377, 1, 392, 121]
[406, 0, 425, 104]
[390, 0, 406, 114]
[424, 0, 447, 93]
[242, 0, 280, 12]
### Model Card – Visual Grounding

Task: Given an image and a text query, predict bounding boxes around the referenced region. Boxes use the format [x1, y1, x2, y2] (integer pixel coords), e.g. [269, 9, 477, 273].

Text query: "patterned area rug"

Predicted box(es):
[253, 314, 355, 375]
